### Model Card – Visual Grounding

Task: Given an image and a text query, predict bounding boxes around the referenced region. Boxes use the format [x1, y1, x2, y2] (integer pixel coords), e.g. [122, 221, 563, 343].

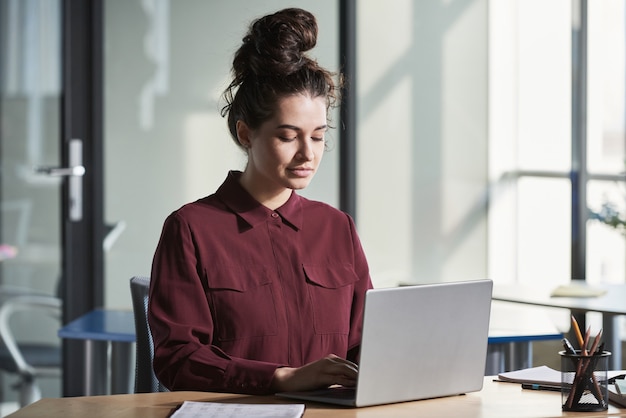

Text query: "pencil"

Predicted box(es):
[571, 315, 585, 350]
[589, 329, 603, 354]
[587, 329, 605, 403]
[582, 327, 590, 355]
[566, 328, 605, 408]
[566, 316, 586, 408]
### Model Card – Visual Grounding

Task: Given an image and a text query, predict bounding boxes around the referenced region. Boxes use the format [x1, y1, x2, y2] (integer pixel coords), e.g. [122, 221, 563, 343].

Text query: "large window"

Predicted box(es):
[488, 0, 625, 286]
[488, 0, 573, 285]
[586, 0, 626, 285]
[356, 0, 625, 296]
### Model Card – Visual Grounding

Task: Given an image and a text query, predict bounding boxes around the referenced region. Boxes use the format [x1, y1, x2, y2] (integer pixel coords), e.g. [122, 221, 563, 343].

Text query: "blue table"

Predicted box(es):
[59, 304, 562, 395]
[486, 330, 563, 374]
[493, 282, 626, 370]
[58, 309, 135, 395]
[485, 301, 563, 375]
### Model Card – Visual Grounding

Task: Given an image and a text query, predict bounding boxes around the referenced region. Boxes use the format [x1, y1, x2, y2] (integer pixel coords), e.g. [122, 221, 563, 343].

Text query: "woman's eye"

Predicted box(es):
[279, 136, 297, 142]
[312, 136, 325, 142]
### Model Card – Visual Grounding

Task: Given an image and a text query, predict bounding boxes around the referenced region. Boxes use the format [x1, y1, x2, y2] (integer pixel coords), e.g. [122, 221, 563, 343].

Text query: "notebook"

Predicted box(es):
[277, 279, 493, 407]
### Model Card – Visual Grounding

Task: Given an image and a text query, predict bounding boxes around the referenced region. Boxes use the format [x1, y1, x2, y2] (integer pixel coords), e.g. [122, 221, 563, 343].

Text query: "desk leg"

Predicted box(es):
[506, 342, 532, 372]
[485, 342, 532, 374]
[83, 340, 108, 395]
[485, 344, 504, 375]
[602, 314, 621, 370]
[110, 342, 134, 394]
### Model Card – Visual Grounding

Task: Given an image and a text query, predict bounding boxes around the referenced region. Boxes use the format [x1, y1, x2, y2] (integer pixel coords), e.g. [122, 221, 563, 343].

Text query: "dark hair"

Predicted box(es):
[221, 8, 341, 148]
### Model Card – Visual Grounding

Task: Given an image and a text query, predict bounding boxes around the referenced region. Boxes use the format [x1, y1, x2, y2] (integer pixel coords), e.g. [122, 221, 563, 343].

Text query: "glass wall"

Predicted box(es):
[103, 0, 340, 308]
[104, 0, 491, 300]
[104, 0, 626, 302]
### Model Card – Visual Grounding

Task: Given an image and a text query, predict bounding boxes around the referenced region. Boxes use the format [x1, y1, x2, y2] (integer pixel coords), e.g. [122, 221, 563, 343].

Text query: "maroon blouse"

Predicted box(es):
[149, 171, 373, 395]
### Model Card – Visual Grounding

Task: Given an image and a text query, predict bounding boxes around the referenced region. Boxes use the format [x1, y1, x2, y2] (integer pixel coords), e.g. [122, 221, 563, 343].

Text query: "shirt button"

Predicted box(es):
[271, 212, 279, 218]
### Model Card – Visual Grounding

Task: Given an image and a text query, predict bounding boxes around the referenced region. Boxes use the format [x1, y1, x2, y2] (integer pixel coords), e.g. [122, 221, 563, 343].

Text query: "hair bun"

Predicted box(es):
[222, 8, 340, 146]
[234, 8, 318, 80]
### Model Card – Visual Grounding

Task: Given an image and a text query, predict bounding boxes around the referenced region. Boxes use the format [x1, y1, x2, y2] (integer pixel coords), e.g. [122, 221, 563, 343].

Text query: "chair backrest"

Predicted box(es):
[129, 276, 167, 393]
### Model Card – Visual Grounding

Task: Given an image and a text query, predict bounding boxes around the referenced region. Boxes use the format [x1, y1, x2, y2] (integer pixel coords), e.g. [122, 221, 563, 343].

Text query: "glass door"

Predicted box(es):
[4, 0, 343, 403]
[0, 0, 64, 405]
[1, 0, 107, 402]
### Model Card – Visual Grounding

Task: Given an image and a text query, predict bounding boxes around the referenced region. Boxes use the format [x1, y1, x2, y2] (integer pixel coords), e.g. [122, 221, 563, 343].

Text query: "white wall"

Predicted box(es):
[104, 0, 490, 307]
[357, 0, 488, 287]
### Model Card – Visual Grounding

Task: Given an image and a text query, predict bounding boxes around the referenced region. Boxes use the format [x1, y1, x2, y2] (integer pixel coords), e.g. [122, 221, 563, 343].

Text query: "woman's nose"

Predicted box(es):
[297, 139, 314, 160]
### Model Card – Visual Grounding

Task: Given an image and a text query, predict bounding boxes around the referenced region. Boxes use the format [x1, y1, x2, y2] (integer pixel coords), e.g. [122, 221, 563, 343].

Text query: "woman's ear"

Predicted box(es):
[236, 120, 250, 149]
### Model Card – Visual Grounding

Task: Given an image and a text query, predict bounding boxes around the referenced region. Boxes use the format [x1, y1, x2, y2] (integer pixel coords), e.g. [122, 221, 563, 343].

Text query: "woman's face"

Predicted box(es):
[237, 93, 328, 197]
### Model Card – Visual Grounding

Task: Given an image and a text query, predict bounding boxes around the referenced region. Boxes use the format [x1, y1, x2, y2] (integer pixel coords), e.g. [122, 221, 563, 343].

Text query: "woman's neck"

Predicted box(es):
[239, 172, 292, 210]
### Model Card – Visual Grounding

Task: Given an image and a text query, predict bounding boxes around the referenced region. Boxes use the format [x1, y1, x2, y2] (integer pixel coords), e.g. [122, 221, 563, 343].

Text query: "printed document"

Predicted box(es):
[169, 401, 305, 418]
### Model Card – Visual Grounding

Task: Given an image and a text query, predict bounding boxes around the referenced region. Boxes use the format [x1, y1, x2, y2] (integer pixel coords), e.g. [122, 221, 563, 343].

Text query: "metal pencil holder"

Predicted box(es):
[559, 350, 611, 412]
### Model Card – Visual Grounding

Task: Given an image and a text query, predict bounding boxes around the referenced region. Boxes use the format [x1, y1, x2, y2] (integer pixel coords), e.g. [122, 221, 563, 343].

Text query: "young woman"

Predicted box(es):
[149, 8, 373, 395]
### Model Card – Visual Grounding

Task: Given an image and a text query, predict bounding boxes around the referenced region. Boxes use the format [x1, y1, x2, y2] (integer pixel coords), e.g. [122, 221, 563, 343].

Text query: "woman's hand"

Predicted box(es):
[271, 354, 358, 392]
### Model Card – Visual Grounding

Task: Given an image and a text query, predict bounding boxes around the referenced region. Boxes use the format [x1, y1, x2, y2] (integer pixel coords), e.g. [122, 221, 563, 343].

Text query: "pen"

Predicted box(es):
[616, 379, 626, 395]
[522, 383, 561, 392]
[562, 338, 576, 355]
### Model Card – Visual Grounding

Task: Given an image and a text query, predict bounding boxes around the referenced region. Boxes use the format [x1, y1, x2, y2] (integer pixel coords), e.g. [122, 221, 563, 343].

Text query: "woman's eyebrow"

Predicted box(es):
[276, 124, 328, 131]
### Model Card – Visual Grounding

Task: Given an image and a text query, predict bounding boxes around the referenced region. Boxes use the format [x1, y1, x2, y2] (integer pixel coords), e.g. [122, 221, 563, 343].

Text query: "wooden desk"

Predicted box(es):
[492, 283, 626, 369]
[6, 378, 626, 417]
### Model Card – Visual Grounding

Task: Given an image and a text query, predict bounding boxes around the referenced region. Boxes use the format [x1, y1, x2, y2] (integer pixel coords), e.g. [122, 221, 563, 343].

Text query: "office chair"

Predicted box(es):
[0, 201, 63, 406]
[0, 293, 62, 407]
[129, 276, 167, 393]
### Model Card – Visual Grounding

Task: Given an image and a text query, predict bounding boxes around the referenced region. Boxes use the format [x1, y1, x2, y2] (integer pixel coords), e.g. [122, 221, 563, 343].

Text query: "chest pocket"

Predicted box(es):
[205, 264, 277, 341]
[303, 263, 359, 335]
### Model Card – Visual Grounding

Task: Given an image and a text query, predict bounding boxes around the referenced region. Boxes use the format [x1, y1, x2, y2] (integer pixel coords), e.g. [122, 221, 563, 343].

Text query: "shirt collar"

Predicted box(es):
[216, 171, 302, 231]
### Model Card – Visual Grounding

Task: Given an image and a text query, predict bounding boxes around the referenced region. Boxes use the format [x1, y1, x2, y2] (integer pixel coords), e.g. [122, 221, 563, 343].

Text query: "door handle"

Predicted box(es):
[35, 165, 85, 177]
[35, 139, 84, 222]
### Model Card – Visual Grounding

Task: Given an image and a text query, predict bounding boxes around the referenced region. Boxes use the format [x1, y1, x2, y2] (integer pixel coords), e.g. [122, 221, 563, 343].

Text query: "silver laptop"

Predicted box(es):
[278, 279, 493, 407]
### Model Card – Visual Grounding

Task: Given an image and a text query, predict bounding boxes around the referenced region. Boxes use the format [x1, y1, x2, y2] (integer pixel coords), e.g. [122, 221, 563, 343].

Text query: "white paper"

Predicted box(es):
[169, 401, 305, 418]
[497, 365, 626, 386]
[550, 284, 607, 298]
[497, 366, 562, 385]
